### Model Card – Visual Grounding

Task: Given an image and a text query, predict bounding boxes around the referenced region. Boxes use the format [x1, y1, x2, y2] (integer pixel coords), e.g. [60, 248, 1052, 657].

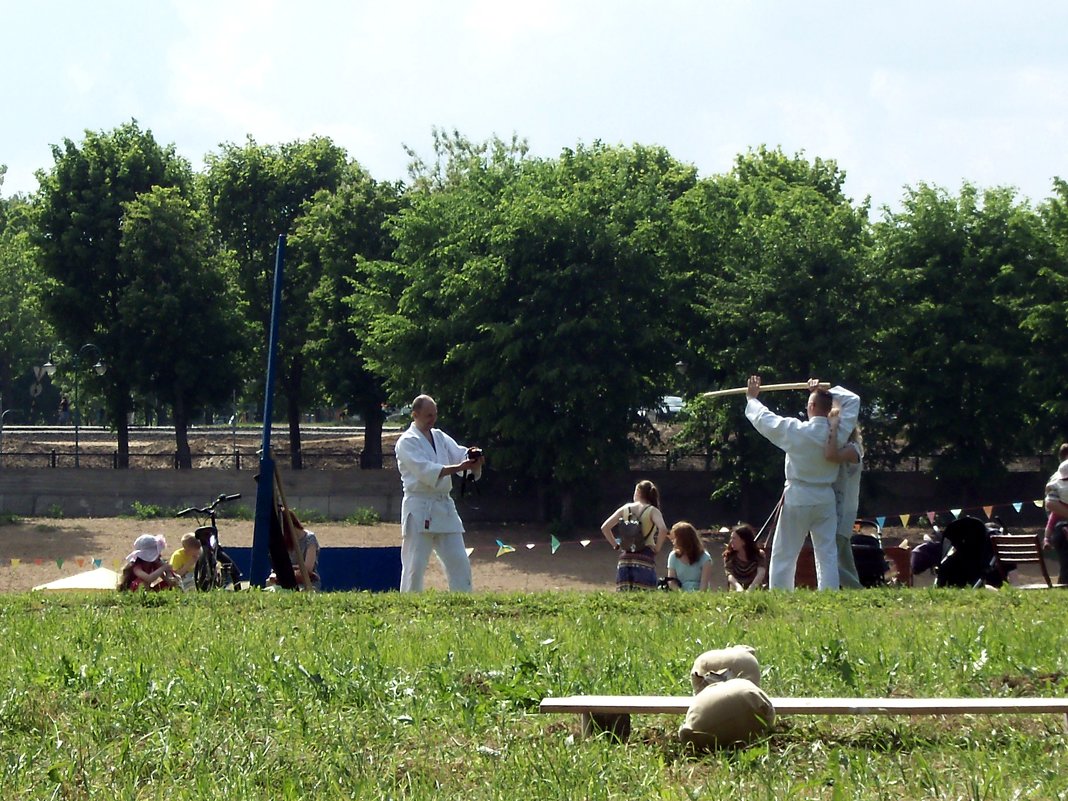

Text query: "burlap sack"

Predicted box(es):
[690, 645, 760, 692]
[678, 678, 775, 750]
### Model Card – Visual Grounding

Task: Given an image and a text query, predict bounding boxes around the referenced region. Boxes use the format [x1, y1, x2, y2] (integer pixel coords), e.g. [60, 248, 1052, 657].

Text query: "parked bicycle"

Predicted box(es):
[176, 493, 243, 591]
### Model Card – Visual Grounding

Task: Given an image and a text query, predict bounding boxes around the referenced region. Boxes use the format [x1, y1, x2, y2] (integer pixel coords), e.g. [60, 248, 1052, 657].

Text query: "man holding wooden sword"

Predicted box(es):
[744, 376, 859, 590]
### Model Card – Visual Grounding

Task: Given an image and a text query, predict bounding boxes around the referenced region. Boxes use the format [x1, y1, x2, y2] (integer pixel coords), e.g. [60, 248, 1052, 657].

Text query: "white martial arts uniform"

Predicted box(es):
[395, 422, 479, 592]
[832, 443, 864, 589]
[745, 386, 860, 590]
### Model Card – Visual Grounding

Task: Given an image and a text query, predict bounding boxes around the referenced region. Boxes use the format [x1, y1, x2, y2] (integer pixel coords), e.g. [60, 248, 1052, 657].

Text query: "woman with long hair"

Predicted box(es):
[600, 479, 669, 591]
[722, 523, 767, 591]
[665, 521, 713, 591]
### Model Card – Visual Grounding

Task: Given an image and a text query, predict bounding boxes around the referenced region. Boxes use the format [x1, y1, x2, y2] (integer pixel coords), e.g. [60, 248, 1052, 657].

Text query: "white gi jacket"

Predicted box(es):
[745, 385, 861, 507]
[395, 423, 480, 534]
[833, 443, 864, 532]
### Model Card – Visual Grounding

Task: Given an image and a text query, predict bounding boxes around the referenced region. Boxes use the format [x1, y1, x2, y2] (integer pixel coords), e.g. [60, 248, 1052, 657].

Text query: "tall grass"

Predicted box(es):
[0, 590, 1065, 799]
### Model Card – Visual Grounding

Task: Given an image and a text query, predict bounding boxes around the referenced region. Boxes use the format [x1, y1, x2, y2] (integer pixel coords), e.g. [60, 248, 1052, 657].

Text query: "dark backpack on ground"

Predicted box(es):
[935, 516, 1002, 588]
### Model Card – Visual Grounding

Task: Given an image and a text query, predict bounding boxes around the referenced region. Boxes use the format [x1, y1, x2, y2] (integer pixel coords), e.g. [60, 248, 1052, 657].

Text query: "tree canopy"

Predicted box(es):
[34, 120, 194, 466]
[7, 123, 1068, 519]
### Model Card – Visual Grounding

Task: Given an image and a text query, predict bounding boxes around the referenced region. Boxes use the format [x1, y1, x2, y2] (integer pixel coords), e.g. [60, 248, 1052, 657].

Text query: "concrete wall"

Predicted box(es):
[0, 469, 400, 520]
[0, 466, 1050, 528]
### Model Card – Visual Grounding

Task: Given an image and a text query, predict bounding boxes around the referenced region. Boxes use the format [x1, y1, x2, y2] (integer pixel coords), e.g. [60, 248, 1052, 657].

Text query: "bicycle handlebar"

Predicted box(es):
[175, 493, 242, 518]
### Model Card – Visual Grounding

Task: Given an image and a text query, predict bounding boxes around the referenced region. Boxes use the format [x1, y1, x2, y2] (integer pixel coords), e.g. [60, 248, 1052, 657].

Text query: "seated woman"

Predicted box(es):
[118, 534, 180, 591]
[723, 524, 767, 592]
[267, 510, 321, 591]
[665, 521, 713, 591]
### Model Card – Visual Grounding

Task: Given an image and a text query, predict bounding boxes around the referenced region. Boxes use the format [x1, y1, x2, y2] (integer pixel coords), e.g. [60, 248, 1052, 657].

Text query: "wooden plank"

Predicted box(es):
[539, 695, 1068, 716]
[772, 697, 1068, 715]
[540, 696, 689, 714]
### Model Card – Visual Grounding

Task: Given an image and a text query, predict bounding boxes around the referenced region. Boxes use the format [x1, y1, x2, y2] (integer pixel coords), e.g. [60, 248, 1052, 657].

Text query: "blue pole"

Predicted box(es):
[250, 235, 286, 586]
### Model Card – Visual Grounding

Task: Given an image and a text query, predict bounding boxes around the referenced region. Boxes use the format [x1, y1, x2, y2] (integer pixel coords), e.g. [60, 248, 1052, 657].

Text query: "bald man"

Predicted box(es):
[394, 395, 483, 592]
[745, 376, 859, 590]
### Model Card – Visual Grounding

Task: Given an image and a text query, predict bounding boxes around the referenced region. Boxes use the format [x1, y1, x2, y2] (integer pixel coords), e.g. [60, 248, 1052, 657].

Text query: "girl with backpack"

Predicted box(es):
[599, 480, 669, 591]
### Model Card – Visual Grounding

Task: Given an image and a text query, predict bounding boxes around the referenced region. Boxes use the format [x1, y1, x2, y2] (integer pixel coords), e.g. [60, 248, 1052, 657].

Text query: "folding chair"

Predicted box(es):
[883, 545, 913, 587]
[989, 532, 1059, 589]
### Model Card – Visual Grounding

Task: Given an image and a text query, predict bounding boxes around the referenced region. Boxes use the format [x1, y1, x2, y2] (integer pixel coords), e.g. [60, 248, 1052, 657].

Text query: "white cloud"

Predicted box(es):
[462, 0, 567, 39]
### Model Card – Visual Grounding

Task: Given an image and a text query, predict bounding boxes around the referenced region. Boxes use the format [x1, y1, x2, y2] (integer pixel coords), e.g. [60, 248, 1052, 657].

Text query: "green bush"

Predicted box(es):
[345, 507, 381, 526]
[0, 511, 20, 526]
[293, 508, 328, 524]
[221, 503, 253, 520]
[44, 504, 64, 519]
[129, 501, 175, 520]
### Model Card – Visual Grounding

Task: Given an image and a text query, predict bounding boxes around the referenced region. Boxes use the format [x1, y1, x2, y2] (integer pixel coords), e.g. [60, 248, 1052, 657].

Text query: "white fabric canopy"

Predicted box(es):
[33, 567, 118, 591]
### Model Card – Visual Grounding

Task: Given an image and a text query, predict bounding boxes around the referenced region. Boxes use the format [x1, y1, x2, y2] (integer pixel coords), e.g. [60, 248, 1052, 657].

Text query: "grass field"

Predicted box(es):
[1, 589, 1066, 800]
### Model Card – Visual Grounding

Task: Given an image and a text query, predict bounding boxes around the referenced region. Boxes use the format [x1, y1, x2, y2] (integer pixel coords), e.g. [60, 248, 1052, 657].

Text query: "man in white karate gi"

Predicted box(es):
[745, 376, 859, 590]
[395, 395, 483, 592]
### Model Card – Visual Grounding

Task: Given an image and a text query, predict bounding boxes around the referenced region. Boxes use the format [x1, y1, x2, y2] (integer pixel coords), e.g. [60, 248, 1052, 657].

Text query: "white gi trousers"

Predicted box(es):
[400, 513, 472, 592]
[770, 501, 839, 590]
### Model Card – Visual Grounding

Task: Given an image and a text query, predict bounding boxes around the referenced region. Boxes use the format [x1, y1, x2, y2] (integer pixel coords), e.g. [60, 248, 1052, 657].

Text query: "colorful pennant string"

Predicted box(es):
[0, 496, 1053, 572]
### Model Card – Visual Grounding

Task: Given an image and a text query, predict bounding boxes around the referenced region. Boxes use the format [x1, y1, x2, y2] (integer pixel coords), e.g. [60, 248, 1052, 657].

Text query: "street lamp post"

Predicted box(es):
[43, 344, 106, 468]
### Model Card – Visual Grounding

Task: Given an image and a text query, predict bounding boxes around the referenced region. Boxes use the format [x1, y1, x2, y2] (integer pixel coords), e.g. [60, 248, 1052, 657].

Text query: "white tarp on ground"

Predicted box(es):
[33, 567, 118, 591]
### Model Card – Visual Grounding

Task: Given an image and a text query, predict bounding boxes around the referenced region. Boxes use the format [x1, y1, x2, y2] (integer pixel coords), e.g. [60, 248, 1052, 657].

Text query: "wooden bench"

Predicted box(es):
[539, 695, 1068, 739]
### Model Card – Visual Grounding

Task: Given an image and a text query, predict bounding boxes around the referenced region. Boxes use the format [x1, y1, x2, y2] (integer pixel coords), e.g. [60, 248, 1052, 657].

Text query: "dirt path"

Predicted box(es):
[0, 517, 622, 592]
[1, 517, 1051, 593]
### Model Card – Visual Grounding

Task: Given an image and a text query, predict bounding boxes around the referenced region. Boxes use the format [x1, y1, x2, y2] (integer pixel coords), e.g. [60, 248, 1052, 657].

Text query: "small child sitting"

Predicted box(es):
[118, 534, 179, 591]
[169, 532, 203, 591]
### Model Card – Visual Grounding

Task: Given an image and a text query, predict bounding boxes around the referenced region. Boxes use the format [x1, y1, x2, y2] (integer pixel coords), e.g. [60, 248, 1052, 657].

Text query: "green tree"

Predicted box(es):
[1021, 178, 1068, 442]
[292, 162, 403, 467]
[0, 182, 55, 424]
[34, 121, 194, 466]
[362, 134, 696, 522]
[116, 186, 244, 467]
[670, 147, 875, 514]
[872, 183, 1051, 498]
[203, 136, 347, 469]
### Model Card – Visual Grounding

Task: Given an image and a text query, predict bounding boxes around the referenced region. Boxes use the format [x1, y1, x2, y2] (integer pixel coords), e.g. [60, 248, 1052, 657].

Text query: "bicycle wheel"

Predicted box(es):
[194, 553, 220, 591]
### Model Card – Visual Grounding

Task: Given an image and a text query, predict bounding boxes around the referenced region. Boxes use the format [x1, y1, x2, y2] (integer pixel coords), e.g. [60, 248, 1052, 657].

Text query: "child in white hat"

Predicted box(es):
[117, 534, 179, 591]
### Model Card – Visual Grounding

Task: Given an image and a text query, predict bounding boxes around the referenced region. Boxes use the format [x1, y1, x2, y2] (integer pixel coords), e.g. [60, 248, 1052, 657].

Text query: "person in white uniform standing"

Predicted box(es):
[394, 395, 484, 592]
[825, 405, 864, 589]
[744, 376, 859, 590]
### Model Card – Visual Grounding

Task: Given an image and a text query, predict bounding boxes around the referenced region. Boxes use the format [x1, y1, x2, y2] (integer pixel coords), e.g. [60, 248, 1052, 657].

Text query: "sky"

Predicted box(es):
[2, 0, 1066, 212]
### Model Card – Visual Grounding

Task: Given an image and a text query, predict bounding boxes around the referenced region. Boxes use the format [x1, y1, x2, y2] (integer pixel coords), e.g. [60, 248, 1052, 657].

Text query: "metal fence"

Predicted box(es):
[0, 446, 1054, 473]
[0, 450, 399, 470]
